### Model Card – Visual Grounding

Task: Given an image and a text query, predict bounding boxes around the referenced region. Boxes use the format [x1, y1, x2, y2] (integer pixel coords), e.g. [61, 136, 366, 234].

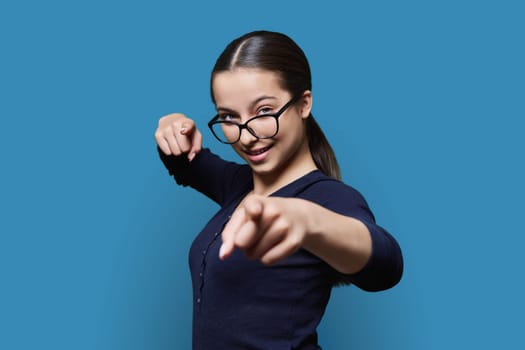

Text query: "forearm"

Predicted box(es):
[301, 201, 373, 275]
[157, 147, 250, 205]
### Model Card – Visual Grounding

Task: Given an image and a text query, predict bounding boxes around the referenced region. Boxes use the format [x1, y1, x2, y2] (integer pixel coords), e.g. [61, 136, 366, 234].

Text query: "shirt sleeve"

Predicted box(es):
[157, 147, 251, 206]
[303, 180, 403, 292]
[341, 220, 403, 292]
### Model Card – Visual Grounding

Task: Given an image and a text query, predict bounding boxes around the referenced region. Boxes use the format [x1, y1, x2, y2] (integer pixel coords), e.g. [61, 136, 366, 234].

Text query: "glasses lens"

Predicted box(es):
[210, 116, 278, 144]
[211, 122, 239, 143]
[246, 116, 278, 139]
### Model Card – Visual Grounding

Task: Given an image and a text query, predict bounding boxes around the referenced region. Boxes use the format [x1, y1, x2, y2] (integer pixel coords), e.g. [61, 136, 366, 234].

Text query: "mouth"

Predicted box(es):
[243, 145, 273, 162]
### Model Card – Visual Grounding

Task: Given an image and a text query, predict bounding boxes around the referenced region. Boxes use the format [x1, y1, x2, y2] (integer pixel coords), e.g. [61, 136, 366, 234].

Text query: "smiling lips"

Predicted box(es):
[243, 145, 273, 162]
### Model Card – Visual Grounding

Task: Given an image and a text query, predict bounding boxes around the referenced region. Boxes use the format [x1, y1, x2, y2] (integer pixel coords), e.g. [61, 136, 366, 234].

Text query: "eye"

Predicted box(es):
[257, 106, 274, 115]
[218, 114, 239, 122]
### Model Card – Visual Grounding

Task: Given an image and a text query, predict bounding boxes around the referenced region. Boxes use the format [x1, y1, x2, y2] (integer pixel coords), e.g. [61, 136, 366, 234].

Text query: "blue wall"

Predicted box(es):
[1, 1, 523, 349]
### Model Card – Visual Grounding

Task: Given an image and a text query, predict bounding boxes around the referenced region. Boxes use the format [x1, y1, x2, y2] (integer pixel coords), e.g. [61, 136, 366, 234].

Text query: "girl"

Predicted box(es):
[155, 30, 403, 350]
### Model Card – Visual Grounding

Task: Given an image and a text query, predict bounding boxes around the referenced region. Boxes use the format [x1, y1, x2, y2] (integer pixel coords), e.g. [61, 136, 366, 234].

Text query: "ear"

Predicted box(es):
[299, 90, 313, 119]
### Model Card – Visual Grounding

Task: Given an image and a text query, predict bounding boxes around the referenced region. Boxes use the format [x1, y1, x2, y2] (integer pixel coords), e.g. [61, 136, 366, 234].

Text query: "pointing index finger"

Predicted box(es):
[243, 195, 264, 221]
[179, 121, 194, 135]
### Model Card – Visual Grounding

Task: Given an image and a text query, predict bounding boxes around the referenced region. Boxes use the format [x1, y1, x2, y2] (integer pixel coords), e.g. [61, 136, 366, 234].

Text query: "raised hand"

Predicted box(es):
[154, 113, 202, 161]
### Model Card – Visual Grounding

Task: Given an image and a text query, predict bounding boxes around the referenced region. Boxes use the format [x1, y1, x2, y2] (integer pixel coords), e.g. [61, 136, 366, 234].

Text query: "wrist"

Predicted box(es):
[300, 200, 325, 251]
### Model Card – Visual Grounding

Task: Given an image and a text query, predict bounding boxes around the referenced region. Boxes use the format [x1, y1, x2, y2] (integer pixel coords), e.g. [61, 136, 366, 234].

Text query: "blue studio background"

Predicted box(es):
[1, 1, 523, 349]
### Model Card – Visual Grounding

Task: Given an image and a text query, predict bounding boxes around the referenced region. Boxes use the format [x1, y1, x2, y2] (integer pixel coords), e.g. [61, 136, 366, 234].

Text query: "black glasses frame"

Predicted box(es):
[208, 95, 300, 144]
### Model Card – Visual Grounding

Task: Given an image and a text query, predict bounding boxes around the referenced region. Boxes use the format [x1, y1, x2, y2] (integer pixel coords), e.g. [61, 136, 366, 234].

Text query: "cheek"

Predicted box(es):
[278, 115, 305, 140]
[230, 144, 245, 158]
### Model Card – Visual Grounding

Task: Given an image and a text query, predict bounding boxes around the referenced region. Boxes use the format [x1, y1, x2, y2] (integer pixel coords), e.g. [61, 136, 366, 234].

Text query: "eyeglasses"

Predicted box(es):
[208, 95, 299, 144]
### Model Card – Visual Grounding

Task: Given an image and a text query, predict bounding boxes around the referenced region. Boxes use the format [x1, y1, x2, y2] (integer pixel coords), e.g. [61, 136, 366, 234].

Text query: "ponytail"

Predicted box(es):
[306, 114, 341, 180]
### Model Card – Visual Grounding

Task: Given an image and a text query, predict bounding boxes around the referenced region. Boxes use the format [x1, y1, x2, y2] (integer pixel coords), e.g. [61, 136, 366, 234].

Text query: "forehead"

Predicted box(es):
[212, 69, 286, 106]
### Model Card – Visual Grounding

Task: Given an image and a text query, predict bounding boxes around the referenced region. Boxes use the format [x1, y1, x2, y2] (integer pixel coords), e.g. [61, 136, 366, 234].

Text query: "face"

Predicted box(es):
[212, 68, 313, 179]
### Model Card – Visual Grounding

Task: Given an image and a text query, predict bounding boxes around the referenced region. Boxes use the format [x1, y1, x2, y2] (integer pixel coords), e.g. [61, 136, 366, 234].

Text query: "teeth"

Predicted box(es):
[248, 147, 269, 155]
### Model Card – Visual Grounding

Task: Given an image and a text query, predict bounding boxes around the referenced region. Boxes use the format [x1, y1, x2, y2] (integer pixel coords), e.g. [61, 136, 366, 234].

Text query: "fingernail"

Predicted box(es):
[188, 152, 195, 162]
[180, 127, 187, 134]
[219, 244, 226, 260]
[219, 243, 231, 260]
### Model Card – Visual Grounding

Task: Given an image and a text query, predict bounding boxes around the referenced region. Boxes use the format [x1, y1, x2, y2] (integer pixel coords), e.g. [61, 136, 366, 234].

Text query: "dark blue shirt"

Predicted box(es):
[159, 148, 403, 350]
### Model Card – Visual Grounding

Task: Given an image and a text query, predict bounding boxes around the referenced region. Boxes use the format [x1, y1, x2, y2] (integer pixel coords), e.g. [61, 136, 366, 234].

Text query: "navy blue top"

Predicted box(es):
[159, 148, 403, 350]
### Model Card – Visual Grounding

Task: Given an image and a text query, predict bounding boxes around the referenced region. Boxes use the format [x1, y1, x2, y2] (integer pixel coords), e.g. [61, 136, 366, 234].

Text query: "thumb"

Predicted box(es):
[219, 207, 246, 260]
[219, 239, 234, 261]
[188, 129, 202, 162]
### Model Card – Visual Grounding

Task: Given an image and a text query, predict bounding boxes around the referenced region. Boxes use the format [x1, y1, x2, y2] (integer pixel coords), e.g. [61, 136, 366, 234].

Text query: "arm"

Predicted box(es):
[301, 201, 403, 291]
[301, 201, 372, 275]
[154, 113, 250, 205]
[220, 194, 403, 292]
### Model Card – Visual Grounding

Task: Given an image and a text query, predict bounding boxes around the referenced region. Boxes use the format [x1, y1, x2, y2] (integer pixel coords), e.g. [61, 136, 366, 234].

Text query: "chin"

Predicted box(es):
[248, 162, 274, 175]
[245, 159, 277, 176]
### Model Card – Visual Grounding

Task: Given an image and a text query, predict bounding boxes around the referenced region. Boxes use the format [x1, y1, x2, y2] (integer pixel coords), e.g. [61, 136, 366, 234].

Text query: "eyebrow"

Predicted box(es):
[216, 95, 278, 113]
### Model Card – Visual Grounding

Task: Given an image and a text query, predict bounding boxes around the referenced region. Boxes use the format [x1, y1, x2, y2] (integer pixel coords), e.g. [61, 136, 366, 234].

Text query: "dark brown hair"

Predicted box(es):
[210, 30, 341, 180]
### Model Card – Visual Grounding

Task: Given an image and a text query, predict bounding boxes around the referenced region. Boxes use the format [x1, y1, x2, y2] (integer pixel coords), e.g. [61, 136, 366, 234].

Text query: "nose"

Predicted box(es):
[238, 126, 258, 145]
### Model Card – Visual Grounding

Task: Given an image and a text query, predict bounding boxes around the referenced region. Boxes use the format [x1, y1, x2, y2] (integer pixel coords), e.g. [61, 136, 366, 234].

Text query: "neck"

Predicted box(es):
[251, 141, 317, 196]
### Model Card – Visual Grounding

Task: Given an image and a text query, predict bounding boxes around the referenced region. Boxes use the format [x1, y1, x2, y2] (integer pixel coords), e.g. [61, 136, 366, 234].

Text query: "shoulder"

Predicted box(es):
[290, 170, 366, 202]
[295, 171, 375, 221]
